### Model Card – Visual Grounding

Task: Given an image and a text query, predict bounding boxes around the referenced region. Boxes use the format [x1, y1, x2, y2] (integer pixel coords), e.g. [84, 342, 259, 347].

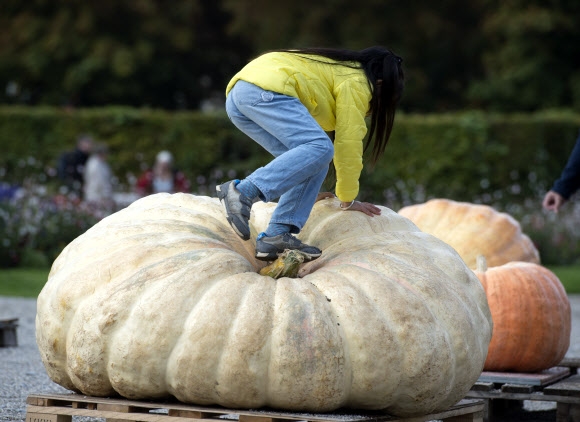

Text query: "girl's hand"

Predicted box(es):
[316, 192, 335, 202]
[341, 200, 381, 216]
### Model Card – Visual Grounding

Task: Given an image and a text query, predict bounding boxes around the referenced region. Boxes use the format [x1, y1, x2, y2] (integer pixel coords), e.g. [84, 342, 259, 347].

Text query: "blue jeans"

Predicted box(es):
[226, 80, 334, 233]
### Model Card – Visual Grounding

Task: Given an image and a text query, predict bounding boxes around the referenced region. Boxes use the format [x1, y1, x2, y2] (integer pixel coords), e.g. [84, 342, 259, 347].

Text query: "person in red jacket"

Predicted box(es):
[136, 151, 190, 196]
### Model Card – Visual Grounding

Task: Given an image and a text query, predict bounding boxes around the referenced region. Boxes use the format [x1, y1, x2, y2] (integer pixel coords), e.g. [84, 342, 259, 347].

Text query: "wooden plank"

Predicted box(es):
[234, 401, 484, 422]
[465, 388, 580, 405]
[26, 396, 43, 406]
[466, 389, 535, 401]
[470, 382, 494, 392]
[97, 402, 140, 413]
[500, 383, 534, 394]
[70, 401, 97, 409]
[26, 393, 390, 422]
[560, 357, 580, 369]
[167, 409, 218, 418]
[235, 410, 390, 422]
[544, 375, 580, 398]
[239, 416, 288, 422]
[393, 400, 484, 422]
[28, 393, 223, 416]
[26, 396, 66, 407]
[25, 412, 71, 422]
[477, 366, 570, 386]
[26, 405, 204, 422]
[559, 357, 580, 375]
[25, 394, 484, 422]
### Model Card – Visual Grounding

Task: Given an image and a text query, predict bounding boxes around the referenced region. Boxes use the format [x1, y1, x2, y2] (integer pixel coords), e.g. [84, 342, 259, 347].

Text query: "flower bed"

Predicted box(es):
[1, 157, 579, 268]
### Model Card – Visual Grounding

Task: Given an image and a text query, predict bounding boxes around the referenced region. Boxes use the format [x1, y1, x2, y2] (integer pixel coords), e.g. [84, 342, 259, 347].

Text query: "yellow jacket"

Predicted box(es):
[226, 52, 372, 202]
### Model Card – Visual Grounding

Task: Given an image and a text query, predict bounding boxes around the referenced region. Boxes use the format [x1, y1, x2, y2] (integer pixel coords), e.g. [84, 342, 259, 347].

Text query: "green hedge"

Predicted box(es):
[0, 106, 267, 191]
[2, 106, 580, 267]
[1, 106, 579, 205]
[359, 110, 580, 206]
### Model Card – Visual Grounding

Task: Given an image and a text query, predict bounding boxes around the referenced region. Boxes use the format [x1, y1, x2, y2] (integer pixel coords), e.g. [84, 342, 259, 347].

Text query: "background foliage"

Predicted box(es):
[1, 0, 579, 112]
[1, 107, 579, 204]
[1, 107, 580, 268]
[1, 2, 580, 268]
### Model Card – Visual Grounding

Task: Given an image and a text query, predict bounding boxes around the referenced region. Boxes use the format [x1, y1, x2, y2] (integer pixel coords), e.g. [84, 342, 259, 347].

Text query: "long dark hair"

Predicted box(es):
[272, 46, 404, 165]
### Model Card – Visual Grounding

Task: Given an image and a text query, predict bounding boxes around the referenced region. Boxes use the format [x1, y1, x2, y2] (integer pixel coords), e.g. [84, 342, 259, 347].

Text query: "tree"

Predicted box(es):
[2, 1, 580, 111]
[0, 0, 249, 109]
[222, 0, 487, 112]
[468, 0, 580, 111]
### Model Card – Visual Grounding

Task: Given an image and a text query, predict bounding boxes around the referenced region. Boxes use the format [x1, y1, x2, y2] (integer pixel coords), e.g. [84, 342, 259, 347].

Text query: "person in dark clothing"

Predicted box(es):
[57, 135, 94, 197]
[543, 130, 580, 212]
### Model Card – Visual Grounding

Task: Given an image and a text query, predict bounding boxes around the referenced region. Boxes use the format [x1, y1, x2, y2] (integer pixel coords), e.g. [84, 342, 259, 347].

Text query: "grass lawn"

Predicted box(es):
[0, 267, 50, 298]
[547, 265, 580, 294]
[0, 265, 579, 298]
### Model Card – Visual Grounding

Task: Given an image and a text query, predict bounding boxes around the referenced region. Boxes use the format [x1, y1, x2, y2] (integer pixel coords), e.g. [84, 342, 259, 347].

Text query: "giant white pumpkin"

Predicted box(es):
[36, 193, 492, 417]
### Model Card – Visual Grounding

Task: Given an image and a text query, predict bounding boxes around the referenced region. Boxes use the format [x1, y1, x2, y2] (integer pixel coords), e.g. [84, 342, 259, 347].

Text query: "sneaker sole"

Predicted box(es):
[216, 183, 250, 241]
[219, 198, 250, 239]
[255, 250, 321, 262]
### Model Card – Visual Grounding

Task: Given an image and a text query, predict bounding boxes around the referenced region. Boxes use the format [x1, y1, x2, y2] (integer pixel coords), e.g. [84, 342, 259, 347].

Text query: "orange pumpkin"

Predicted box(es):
[398, 199, 540, 269]
[474, 257, 571, 372]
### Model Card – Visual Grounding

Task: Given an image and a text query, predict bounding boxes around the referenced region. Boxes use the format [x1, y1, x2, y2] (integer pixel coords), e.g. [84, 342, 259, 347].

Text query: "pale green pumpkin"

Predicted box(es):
[36, 193, 492, 417]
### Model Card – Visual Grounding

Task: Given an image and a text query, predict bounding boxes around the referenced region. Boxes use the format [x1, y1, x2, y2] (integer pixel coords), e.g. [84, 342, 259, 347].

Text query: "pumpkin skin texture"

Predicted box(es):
[398, 198, 540, 269]
[36, 193, 492, 417]
[474, 261, 570, 372]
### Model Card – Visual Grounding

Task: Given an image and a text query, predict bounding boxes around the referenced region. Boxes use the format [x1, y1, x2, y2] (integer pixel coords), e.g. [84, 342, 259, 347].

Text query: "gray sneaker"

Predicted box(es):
[216, 180, 252, 240]
[255, 233, 322, 261]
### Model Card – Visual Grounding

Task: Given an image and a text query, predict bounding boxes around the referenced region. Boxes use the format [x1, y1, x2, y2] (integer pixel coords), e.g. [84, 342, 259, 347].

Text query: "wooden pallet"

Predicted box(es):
[25, 393, 484, 422]
[465, 359, 580, 421]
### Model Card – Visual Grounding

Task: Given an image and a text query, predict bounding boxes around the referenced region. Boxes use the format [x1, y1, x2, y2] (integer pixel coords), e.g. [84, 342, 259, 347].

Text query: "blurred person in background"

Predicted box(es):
[543, 130, 580, 213]
[136, 150, 190, 196]
[83, 142, 114, 209]
[57, 134, 94, 198]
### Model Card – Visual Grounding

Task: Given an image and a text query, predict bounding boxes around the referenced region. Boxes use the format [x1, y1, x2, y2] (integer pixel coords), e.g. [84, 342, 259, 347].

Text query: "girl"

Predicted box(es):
[216, 46, 404, 261]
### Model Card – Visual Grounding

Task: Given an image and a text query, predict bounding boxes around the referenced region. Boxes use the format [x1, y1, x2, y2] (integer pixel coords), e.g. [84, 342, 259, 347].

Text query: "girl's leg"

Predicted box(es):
[218, 85, 291, 240]
[269, 165, 329, 234]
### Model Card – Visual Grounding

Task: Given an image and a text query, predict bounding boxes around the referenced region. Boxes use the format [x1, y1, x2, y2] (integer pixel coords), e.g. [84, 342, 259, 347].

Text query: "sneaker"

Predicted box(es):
[216, 180, 252, 240]
[255, 233, 322, 261]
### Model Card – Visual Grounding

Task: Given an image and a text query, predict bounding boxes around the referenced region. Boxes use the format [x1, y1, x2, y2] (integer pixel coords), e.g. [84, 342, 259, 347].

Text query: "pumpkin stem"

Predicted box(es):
[259, 249, 306, 279]
[476, 255, 488, 272]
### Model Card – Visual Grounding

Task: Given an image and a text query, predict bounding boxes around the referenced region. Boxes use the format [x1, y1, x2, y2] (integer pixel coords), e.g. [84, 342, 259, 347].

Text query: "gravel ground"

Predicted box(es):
[0, 297, 74, 422]
[2, 295, 580, 422]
